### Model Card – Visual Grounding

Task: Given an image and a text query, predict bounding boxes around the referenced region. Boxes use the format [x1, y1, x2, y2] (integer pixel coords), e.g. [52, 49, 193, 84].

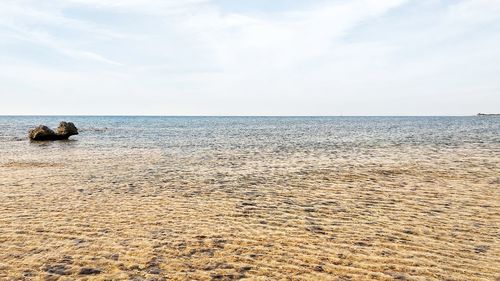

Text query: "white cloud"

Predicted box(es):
[448, 0, 500, 24]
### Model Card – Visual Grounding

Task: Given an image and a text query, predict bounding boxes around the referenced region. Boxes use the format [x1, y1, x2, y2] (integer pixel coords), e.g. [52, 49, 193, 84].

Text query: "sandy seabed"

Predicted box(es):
[0, 143, 499, 281]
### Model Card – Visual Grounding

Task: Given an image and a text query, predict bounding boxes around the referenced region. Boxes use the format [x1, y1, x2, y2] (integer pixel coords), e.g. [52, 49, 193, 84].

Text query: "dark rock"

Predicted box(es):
[211, 273, 224, 280]
[314, 265, 324, 272]
[28, 122, 78, 141]
[240, 266, 252, 272]
[57, 121, 78, 137]
[28, 126, 56, 141]
[78, 267, 101, 275]
[148, 267, 162, 274]
[41, 264, 72, 275]
[474, 245, 489, 254]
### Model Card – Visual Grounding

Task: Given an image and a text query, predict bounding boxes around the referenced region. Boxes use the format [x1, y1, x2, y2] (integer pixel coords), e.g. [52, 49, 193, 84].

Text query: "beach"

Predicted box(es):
[0, 116, 498, 280]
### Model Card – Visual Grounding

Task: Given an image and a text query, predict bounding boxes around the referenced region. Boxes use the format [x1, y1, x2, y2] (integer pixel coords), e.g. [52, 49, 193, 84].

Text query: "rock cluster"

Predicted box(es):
[29, 122, 79, 141]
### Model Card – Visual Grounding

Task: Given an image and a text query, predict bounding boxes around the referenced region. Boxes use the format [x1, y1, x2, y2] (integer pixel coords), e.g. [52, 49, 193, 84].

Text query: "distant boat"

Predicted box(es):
[477, 113, 500, 116]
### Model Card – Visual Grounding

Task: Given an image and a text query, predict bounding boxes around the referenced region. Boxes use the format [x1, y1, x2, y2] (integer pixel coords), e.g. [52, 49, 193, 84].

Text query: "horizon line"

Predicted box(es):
[0, 114, 486, 117]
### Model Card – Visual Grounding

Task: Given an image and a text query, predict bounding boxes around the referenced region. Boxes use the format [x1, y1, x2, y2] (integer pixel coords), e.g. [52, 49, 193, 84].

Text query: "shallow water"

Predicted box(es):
[0, 116, 499, 280]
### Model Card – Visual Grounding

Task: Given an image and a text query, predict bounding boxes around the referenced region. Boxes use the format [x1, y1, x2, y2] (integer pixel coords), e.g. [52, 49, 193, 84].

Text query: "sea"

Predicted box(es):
[0, 116, 498, 153]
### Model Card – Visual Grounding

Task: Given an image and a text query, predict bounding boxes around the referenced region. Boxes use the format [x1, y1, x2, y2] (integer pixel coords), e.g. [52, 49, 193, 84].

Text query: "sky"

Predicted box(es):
[0, 0, 499, 116]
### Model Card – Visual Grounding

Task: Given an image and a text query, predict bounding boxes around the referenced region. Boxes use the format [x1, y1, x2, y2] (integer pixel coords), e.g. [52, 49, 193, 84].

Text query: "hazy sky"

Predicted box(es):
[1, 0, 499, 115]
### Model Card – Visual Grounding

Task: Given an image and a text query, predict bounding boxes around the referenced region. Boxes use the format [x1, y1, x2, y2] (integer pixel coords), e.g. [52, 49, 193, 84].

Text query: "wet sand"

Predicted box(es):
[0, 143, 499, 280]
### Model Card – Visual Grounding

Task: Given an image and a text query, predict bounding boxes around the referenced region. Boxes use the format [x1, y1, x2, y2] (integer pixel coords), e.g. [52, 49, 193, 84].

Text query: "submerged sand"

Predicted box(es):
[0, 143, 499, 280]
